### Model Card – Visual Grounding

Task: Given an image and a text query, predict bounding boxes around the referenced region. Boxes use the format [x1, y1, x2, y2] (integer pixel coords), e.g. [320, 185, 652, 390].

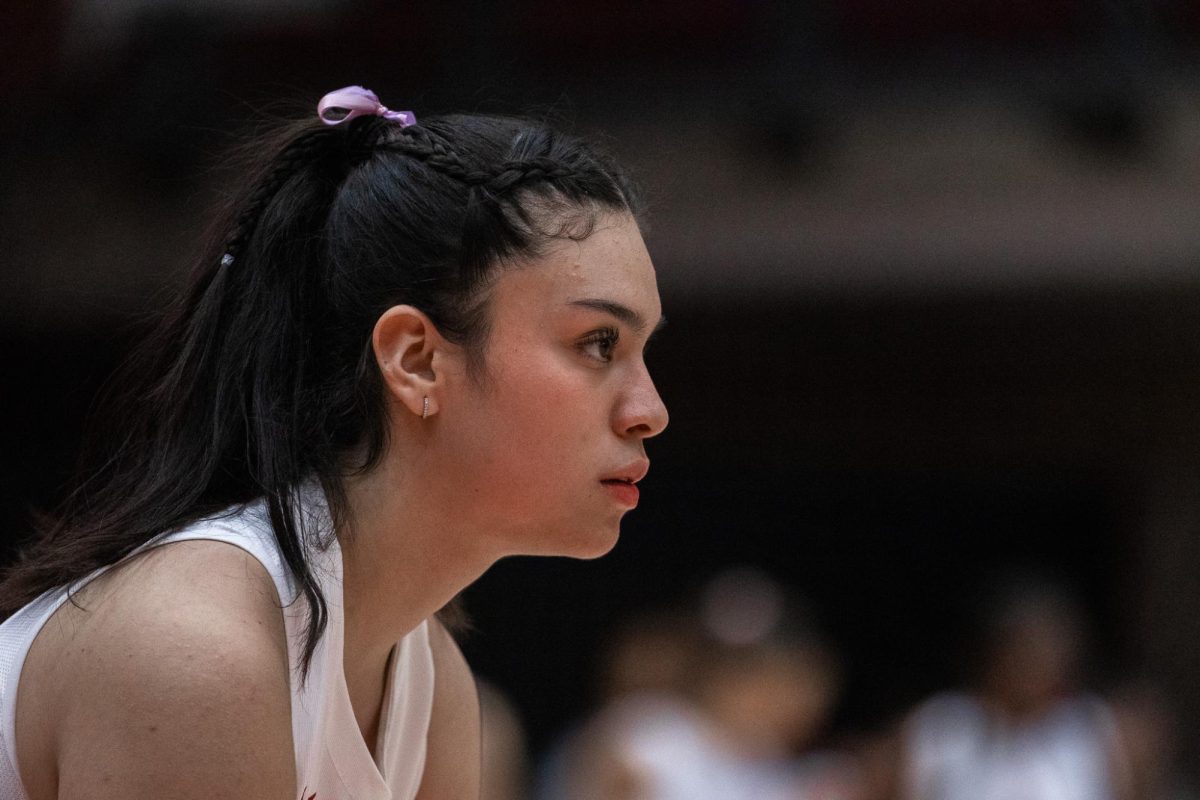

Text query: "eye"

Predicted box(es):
[578, 327, 619, 363]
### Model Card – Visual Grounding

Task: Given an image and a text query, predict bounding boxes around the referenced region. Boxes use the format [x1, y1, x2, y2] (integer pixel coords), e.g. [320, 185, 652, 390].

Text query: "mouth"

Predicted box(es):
[600, 478, 640, 508]
[600, 460, 648, 508]
[601, 459, 650, 486]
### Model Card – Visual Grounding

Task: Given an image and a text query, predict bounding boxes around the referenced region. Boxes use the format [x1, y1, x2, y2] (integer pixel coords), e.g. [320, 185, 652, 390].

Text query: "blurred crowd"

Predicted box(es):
[477, 569, 1189, 800]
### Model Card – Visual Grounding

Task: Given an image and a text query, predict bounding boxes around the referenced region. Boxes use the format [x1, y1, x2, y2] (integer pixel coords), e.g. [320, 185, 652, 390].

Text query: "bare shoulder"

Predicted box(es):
[415, 617, 481, 800]
[18, 539, 295, 800]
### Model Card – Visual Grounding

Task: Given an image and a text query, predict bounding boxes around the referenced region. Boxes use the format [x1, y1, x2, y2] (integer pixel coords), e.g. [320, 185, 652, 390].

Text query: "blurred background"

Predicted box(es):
[3, 0, 1200, 796]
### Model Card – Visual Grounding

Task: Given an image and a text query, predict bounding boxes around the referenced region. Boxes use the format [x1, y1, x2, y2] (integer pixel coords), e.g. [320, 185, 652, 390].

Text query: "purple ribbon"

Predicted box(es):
[317, 85, 416, 127]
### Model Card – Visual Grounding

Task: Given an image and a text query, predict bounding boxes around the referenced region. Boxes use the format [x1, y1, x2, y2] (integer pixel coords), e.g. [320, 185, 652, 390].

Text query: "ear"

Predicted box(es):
[372, 304, 447, 419]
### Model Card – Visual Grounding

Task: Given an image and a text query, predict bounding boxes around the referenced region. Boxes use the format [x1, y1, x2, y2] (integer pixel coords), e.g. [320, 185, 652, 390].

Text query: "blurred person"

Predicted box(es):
[0, 86, 667, 799]
[695, 569, 844, 766]
[598, 607, 707, 701]
[541, 568, 857, 800]
[892, 575, 1131, 800]
[479, 679, 531, 800]
[535, 606, 708, 800]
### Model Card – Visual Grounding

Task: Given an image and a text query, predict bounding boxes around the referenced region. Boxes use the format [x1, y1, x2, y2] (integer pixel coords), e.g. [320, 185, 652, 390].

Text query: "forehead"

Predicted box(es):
[491, 213, 661, 325]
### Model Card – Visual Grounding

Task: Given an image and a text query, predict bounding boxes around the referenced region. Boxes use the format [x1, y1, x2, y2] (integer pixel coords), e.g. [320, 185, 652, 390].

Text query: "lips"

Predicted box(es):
[600, 459, 649, 485]
[601, 478, 640, 507]
[600, 459, 648, 508]
[600, 477, 638, 491]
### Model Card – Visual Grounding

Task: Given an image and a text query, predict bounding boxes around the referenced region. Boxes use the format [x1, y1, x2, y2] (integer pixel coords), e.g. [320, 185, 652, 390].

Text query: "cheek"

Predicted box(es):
[469, 350, 596, 470]
[511, 364, 595, 457]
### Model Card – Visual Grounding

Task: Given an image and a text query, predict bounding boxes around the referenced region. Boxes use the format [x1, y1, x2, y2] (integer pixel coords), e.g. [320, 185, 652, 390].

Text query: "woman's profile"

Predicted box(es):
[0, 86, 668, 799]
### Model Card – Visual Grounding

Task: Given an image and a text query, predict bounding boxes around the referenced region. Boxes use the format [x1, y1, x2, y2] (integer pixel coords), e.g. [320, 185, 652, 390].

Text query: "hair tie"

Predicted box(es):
[317, 85, 416, 127]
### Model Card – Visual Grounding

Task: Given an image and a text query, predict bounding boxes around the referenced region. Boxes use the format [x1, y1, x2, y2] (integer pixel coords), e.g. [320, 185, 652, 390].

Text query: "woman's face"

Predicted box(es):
[436, 211, 668, 559]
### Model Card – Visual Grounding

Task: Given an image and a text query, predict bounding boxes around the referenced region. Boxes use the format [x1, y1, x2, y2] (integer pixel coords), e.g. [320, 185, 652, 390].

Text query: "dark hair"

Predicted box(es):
[0, 108, 641, 672]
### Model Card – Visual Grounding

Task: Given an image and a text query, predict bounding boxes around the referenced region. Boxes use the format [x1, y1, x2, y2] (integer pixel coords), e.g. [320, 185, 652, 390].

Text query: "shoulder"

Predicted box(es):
[18, 539, 295, 800]
[415, 617, 481, 800]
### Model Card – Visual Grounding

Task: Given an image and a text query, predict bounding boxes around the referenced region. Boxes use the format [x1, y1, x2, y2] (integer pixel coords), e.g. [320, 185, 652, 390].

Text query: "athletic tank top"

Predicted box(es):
[0, 490, 435, 800]
[902, 691, 1119, 800]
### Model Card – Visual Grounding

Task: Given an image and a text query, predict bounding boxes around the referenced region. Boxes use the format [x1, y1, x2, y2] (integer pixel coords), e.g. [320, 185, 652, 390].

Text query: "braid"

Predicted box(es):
[223, 128, 338, 263]
[375, 129, 578, 196]
[220, 113, 633, 271]
[220, 121, 581, 268]
[373, 128, 481, 182]
[479, 157, 575, 193]
[419, 137, 486, 183]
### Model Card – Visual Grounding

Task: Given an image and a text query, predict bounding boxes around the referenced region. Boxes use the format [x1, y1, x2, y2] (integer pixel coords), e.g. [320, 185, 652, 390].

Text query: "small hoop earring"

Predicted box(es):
[422, 396, 430, 419]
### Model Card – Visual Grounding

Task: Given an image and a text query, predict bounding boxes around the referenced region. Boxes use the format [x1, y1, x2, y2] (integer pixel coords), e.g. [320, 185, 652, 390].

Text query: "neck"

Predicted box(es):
[336, 447, 496, 738]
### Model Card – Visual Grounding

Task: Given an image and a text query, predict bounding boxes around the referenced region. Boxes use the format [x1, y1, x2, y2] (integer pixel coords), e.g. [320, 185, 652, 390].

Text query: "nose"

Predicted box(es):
[616, 363, 669, 440]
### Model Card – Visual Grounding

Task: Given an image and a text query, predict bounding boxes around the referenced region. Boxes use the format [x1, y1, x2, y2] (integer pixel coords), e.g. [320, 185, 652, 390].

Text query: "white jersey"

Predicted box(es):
[0, 491, 435, 800]
[548, 692, 849, 800]
[903, 691, 1118, 800]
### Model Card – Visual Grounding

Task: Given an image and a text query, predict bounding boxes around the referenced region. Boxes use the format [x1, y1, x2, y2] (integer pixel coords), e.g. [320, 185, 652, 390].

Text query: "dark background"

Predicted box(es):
[4, 0, 1200, 777]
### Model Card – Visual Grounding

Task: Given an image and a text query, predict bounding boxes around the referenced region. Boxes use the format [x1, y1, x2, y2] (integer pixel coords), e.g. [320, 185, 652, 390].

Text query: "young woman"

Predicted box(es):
[0, 86, 668, 799]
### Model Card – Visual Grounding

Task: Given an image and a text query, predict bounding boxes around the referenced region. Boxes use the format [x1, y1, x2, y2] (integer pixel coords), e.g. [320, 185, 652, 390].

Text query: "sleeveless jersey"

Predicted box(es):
[902, 691, 1119, 800]
[0, 492, 434, 800]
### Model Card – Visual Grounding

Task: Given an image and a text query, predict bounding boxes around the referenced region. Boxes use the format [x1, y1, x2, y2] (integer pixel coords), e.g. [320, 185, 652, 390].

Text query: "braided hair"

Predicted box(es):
[0, 108, 642, 674]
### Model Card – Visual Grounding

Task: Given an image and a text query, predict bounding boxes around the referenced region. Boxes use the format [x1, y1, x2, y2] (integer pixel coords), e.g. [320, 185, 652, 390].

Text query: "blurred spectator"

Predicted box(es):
[538, 568, 858, 800]
[596, 607, 707, 702]
[696, 568, 843, 763]
[882, 574, 1162, 800]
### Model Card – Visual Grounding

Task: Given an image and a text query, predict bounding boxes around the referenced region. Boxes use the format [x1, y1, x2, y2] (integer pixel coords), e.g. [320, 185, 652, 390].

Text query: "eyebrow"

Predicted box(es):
[568, 298, 667, 335]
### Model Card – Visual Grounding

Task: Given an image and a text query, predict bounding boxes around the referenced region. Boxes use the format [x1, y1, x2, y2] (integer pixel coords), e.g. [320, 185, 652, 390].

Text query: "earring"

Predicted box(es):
[422, 396, 430, 419]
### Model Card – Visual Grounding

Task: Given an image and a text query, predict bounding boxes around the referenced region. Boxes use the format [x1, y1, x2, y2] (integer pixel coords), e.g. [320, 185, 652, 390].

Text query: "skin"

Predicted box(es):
[15, 209, 667, 799]
[864, 606, 1133, 800]
[18, 541, 296, 800]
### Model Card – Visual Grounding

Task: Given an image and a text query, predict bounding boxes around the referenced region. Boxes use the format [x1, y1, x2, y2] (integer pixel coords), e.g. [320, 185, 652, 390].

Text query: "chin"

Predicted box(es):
[533, 519, 623, 560]
[569, 531, 622, 560]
